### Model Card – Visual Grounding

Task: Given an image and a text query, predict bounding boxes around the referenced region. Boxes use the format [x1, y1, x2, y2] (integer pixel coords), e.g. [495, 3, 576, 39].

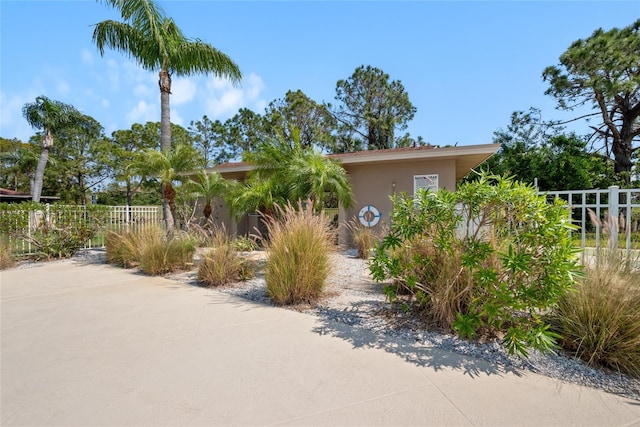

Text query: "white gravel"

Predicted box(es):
[30, 249, 640, 401]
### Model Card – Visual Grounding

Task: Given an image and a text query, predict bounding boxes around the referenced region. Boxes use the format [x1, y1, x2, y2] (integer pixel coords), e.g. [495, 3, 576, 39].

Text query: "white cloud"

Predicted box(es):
[101, 99, 110, 108]
[202, 72, 267, 119]
[171, 77, 197, 105]
[81, 49, 93, 66]
[0, 91, 39, 142]
[127, 100, 156, 123]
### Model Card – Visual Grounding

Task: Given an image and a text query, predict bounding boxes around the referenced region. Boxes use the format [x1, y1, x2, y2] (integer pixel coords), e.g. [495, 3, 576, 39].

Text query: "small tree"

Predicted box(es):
[185, 170, 229, 222]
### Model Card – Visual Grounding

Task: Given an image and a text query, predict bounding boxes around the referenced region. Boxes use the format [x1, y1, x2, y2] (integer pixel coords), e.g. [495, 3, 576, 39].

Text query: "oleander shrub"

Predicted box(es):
[265, 202, 333, 305]
[0, 238, 15, 270]
[549, 250, 640, 378]
[198, 229, 255, 287]
[370, 174, 580, 356]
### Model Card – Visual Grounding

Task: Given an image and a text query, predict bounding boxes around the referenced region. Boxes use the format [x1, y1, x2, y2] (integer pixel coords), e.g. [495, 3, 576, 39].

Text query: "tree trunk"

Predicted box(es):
[159, 70, 172, 153]
[162, 182, 176, 235]
[126, 180, 133, 207]
[159, 68, 174, 234]
[32, 130, 54, 202]
[78, 173, 86, 206]
[613, 134, 633, 186]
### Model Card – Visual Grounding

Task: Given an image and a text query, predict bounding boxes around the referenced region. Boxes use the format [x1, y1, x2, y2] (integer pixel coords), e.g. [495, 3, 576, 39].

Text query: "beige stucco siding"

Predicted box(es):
[338, 159, 456, 245]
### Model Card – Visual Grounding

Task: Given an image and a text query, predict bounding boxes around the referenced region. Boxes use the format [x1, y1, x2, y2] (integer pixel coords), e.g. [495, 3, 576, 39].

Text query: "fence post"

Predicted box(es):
[609, 185, 619, 254]
[126, 205, 130, 232]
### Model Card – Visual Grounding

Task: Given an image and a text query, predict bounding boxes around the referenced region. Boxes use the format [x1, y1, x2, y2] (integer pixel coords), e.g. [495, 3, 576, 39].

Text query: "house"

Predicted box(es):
[206, 143, 500, 244]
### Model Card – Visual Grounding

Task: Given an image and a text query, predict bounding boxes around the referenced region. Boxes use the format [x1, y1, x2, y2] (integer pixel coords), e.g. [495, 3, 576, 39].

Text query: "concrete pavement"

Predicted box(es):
[1, 258, 639, 426]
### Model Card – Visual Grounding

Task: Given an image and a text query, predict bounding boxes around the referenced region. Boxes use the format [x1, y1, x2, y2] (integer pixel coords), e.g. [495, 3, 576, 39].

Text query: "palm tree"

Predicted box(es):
[137, 143, 204, 232]
[22, 96, 83, 202]
[93, 0, 242, 232]
[232, 128, 353, 217]
[288, 148, 353, 211]
[186, 170, 230, 222]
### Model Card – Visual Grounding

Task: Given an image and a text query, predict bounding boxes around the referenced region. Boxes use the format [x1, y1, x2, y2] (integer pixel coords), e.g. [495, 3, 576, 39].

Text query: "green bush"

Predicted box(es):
[231, 235, 259, 252]
[198, 229, 255, 286]
[0, 202, 108, 259]
[27, 222, 97, 260]
[549, 256, 640, 378]
[370, 174, 580, 356]
[0, 238, 15, 270]
[265, 202, 333, 305]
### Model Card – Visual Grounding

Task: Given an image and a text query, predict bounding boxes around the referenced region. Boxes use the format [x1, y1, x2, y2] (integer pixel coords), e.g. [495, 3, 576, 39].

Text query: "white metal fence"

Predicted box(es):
[543, 186, 640, 260]
[1, 205, 162, 257]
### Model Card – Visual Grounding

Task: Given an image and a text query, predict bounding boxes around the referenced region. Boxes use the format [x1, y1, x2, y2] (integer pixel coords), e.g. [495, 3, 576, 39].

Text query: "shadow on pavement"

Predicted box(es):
[311, 302, 523, 379]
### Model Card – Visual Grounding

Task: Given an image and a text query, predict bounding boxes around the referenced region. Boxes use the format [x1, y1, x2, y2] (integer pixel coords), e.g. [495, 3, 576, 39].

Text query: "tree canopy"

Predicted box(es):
[331, 65, 416, 151]
[22, 96, 84, 202]
[543, 19, 640, 185]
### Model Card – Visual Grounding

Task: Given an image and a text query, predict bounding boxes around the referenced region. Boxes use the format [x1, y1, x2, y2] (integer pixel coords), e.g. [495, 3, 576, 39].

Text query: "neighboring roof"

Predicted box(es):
[0, 188, 60, 203]
[208, 144, 500, 181]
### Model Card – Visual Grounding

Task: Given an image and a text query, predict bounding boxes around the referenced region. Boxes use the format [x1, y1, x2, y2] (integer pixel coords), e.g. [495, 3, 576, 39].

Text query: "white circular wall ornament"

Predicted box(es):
[358, 205, 381, 227]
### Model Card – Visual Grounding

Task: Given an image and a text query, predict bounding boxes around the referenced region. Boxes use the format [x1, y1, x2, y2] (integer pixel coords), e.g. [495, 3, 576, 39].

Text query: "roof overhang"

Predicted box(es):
[208, 144, 500, 181]
[329, 144, 499, 180]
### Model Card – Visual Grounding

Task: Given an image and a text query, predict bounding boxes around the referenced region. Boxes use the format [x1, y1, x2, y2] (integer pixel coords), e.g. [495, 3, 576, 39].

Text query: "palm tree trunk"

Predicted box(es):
[32, 148, 48, 202]
[32, 130, 54, 202]
[159, 68, 174, 234]
[159, 70, 172, 153]
[162, 182, 175, 235]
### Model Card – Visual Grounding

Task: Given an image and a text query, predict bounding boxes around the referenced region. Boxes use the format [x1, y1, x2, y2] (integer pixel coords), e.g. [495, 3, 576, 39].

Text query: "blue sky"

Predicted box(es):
[1, 1, 637, 147]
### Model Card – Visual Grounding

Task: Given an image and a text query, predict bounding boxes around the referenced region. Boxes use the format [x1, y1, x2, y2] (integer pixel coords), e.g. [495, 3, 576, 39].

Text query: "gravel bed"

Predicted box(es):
[19, 248, 640, 401]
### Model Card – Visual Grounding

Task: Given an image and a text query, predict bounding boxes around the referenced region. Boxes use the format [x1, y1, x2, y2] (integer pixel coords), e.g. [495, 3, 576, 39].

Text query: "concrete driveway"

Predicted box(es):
[1, 258, 639, 426]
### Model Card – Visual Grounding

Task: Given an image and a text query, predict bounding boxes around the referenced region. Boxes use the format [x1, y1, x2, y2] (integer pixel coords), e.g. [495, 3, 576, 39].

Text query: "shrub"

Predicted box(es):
[0, 202, 107, 260]
[105, 230, 140, 268]
[138, 230, 196, 276]
[370, 174, 579, 356]
[105, 226, 196, 275]
[0, 238, 15, 270]
[231, 235, 259, 252]
[198, 229, 255, 287]
[549, 251, 640, 378]
[265, 202, 333, 305]
[27, 222, 97, 260]
[345, 217, 381, 259]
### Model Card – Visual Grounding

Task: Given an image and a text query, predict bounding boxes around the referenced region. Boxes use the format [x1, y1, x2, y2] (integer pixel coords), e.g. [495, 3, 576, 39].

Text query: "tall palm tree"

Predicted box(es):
[93, 0, 242, 232]
[22, 96, 83, 202]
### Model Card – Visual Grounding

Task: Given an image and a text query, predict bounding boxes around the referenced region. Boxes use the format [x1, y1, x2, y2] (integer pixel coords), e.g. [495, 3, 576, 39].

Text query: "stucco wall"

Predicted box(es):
[338, 158, 456, 245]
